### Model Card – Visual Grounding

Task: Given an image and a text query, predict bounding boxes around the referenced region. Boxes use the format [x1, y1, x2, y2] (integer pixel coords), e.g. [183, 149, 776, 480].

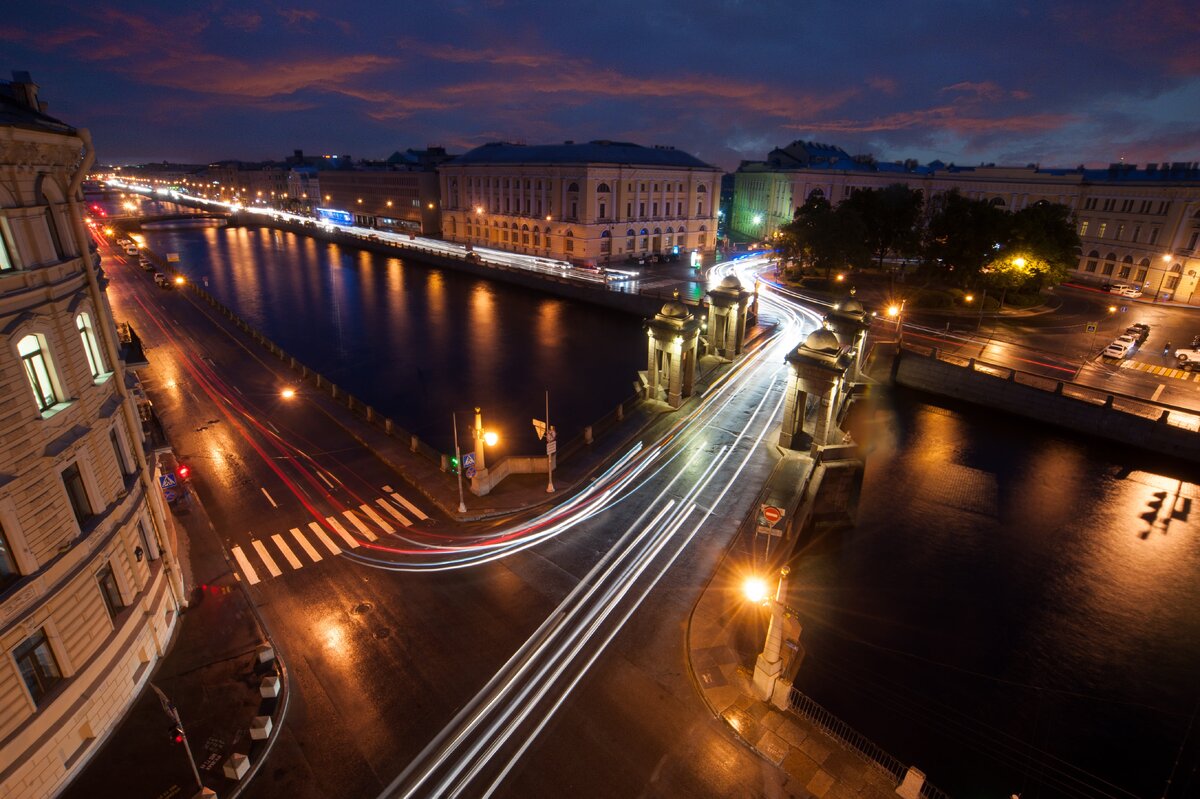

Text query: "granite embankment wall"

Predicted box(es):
[891, 346, 1200, 462]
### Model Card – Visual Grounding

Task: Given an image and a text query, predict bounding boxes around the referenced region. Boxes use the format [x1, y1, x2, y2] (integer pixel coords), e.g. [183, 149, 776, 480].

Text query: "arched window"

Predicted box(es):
[697, 185, 708, 193]
[626, 228, 635, 252]
[1102, 252, 1116, 276]
[565, 230, 574, 253]
[699, 224, 708, 248]
[1119, 255, 1134, 279]
[567, 182, 579, 193]
[76, 312, 106, 379]
[521, 224, 530, 245]
[533, 227, 541, 247]
[18, 334, 61, 411]
[1085, 249, 1099, 272]
[597, 183, 611, 193]
[990, 197, 1006, 207]
[35, 173, 68, 260]
[808, 188, 825, 201]
[600, 229, 611, 254]
[653, 227, 661, 235]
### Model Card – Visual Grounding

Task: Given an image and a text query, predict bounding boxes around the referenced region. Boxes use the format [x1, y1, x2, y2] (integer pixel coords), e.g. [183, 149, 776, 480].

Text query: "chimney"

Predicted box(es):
[9, 70, 43, 112]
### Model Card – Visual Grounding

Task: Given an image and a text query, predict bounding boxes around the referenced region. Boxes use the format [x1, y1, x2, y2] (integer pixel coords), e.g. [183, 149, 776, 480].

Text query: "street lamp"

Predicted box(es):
[1153, 253, 1173, 302]
[281, 387, 296, 400]
[452, 412, 467, 513]
[745, 567, 802, 707]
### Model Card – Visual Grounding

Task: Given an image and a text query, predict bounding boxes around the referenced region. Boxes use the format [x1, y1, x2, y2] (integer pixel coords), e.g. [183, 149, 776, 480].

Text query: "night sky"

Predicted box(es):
[5, 1, 1198, 171]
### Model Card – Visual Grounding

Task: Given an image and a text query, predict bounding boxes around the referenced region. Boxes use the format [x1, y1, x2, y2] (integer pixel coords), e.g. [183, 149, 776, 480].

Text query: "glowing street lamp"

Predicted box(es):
[746, 567, 802, 707]
[281, 387, 296, 400]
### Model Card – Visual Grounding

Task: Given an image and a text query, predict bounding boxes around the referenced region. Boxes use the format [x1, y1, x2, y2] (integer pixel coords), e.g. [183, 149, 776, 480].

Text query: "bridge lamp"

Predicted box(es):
[483, 431, 498, 447]
[173, 276, 185, 286]
[742, 576, 770, 605]
[887, 304, 900, 318]
[281, 387, 296, 400]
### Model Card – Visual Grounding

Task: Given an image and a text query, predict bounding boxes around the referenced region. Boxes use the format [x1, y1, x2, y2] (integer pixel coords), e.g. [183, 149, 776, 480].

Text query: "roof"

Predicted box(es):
[0, 76, 74, 136]
[449, 140, 718, 170]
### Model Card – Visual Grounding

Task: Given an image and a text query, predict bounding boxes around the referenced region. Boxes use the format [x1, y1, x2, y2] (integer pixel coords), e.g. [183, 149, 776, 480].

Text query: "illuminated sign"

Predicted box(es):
[316, 207, 354, 226]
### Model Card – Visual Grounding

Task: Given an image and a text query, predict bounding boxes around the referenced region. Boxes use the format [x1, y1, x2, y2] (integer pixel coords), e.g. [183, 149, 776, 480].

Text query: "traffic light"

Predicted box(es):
[177, 463, 191, 481]
[449, 456, 459, 475]
[168, 724, 184, 744]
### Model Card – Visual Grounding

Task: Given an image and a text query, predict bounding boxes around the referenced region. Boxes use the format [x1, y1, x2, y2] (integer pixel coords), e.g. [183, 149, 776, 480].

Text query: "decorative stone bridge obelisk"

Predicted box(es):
[643, 293, 701, 408]
[778, 326, 854, 452]
[705, 275, 753, 359]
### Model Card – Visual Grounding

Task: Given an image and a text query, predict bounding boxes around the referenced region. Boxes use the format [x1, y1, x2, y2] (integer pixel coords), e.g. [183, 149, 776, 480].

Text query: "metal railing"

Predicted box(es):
[788, 686, 953, 799]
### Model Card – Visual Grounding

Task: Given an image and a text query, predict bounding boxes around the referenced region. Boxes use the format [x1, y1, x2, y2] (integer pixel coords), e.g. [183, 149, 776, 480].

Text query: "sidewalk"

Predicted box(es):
[61, 489, 286, 799]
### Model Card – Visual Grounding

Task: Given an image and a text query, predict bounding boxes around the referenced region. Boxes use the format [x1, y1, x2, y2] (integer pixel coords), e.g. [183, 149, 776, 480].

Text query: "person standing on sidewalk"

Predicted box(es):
[1163, 341, 1171, 357]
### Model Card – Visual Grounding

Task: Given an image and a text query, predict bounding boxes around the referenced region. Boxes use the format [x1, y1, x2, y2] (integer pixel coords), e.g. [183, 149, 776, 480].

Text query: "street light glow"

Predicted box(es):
[483, 431, 498, 447]
[281, 387, 296, 399]
[887, 304, 900, 317]
[752, 214, 763, 225]
[743, 577, 769, 604]
[1013, 257, 1027, 268]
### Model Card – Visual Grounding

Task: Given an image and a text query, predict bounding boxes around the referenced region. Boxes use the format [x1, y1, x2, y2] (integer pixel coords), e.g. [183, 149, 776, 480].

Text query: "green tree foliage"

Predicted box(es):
[1005, 201, 1082, 289]
[779, 195, 871, 279]
[923, 191, 1010, 286]
[842, 183, 924, 269]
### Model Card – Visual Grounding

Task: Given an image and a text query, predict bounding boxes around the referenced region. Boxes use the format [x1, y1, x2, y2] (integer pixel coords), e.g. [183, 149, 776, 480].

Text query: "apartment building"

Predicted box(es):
[0, 73, 183, 797]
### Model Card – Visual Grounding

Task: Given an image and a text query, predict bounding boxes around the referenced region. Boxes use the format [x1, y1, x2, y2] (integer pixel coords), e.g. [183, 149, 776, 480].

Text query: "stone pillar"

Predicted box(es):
[779, 327, 853, 451]
[706, 275, 753, 359]
[824, 296, 872, 383]
[642, 295, 701, 409]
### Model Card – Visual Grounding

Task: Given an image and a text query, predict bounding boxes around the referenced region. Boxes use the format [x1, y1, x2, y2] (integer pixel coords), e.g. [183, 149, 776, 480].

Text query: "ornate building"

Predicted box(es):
[0, 73, 183, 797]
[734, 140, 1200, 304]
[439, 140, 722, 266]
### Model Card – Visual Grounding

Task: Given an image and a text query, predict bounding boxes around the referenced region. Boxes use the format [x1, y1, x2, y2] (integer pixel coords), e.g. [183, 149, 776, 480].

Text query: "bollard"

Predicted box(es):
[895, 766, 925, 799]
[616, 404, 624, 421]
[1054, 381, 1064, 395]
[259, 675, 280, 698]
[967, 358, 976, 370]
[1158, 410, 1170, 423]
[385, 418, 394, 435]
[584, 426, 593, 444]
[250, 715, 273, 741]
[410, 434, 419, 453]
[223, 753, 250, 780]
[366, 406, 374, 422]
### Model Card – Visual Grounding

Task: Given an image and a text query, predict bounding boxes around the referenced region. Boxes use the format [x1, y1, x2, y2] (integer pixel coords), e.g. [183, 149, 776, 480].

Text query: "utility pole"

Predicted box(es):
[151, 683, 203, 793]
[452, 412, 466, 513]
[545, 390, 555, 494]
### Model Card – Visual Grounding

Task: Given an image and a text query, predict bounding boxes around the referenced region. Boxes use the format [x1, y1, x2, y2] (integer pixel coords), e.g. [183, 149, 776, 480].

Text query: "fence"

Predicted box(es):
[788, 686, 953, 799]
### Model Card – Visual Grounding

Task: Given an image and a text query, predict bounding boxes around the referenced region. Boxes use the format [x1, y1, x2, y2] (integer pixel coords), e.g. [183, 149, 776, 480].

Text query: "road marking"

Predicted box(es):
[359, 504, 395, 534]
[1152, 383, 1166, 402]
[261, 487, 278, 507]
[341, 510, 379, 541]
[317, 471, 335, 489]
[289, 527, 322, 562]
[252, 539, 282, 578]
[325, 516, 361, 548]
[308, 521, 342, 555]
[376, 498, 413, 527]
[272, 534, 303, 569]
[267, 420, 279, 433]
[233, 384, 243, 395]
[231, 545, 261, 585]
[389, 491, 428, 521]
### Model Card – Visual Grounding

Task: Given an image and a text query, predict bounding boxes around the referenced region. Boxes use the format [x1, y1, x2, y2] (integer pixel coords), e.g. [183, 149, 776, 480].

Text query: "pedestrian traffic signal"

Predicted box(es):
[449, 456, 459, 474]
[177, 463, 191, 481]
[169, 724, 184, 744]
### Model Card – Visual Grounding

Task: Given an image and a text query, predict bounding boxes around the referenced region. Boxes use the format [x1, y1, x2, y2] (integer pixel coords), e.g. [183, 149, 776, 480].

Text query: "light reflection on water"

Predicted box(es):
[795, 391, 1200, 797]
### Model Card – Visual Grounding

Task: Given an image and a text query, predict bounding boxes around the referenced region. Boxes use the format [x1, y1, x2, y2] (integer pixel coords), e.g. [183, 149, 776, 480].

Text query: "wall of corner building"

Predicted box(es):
[0, 117, 182, 798]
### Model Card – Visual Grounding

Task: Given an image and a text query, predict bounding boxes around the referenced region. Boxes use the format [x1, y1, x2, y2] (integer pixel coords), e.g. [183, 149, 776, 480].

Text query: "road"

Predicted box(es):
[99, 235, 821, 798]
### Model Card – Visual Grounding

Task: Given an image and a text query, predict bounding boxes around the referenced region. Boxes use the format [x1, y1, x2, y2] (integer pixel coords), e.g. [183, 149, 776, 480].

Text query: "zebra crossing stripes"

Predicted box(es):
[1121, 359, 1198, 381]
[272, 534, 303, 569]
[290, 527, 322, 562]
[308, 521, 342, 555]
[375, 498, 412, 527]
[384, 487, 429, 521]
[340, 510, 378, 541]
[232, 545, 261, 585]
[251, 540, 282, 578]
[359, 504, 395, 534]
[325, 516, 361, 549]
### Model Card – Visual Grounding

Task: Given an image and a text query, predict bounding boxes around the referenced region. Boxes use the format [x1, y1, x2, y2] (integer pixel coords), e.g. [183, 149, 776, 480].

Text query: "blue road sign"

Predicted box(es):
[462, 453, 475, 468]
[159, 472, 177, 489]
[162, 489, 177, 503]
[464, 466, 476, 479]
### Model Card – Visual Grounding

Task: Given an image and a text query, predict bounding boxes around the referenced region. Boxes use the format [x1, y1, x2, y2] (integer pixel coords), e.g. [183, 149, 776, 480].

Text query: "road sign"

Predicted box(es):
[546, 427, 556, 443]
[757, 504, 785, 537]
[547, 441, 557, 455]
[1085, 323, 1098, 333]
[462, 453, 475, 469]
[1120, 306, 1128, 313]
[762, 505, 784, 526]
[150, 682, 177, 721]
[532, 418, 546, 440]
[162, 489, 178, 503]
[159, 472, 177, 489]
[166, 252, 180, 263]
[464, 465, 476, 479]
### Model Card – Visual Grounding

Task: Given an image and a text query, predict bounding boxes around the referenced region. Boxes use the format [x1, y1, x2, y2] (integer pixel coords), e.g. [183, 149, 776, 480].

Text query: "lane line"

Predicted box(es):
[388, 490, 429, 521]
[325, 516, 361, 548]
[1151, 383, 1166, 402]
[252, 539, 282, 578]
[267, 420, 279, 433]
[272, 533, 303, 569]
[377, 498, 413, 527]
[261, 487, 278, 507]
[289, 527, 322, 562]
[317, 471, 335, 489]
[360, 504, 395, 534]
[341, 510, 379, 541]
[231, 545, 261, 585]
[308, 521, 342, 555]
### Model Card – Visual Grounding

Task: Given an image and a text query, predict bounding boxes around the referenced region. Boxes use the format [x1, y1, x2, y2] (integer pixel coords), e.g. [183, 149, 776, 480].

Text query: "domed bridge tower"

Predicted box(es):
[644, 296, 701, 408]
[705, 274, 753, 359]
[779, 328, 854, 451]
[824, 296, 871, 383]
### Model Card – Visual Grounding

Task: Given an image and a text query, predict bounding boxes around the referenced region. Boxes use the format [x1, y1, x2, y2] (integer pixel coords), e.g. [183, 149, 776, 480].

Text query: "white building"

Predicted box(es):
[0, 72, 184, 798]
[734, 140, 1200, 304]
[439, 140, 722, 265]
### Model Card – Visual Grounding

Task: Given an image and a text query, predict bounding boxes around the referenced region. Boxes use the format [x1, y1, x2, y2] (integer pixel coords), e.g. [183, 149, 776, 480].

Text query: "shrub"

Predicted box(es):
[1002, 292, 1043, 308]
[911, 288, 955, 309]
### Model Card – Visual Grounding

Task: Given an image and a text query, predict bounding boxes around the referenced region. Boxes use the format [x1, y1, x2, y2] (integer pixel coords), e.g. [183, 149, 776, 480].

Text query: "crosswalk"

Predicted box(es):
[1121, 359, 1200, 381]
[230, 489, 426, 585]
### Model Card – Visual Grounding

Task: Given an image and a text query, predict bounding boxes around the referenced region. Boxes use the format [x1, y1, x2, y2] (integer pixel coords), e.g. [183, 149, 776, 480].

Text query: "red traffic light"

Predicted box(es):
[169, 724, 184, 744]
[177, 464, 191, 481]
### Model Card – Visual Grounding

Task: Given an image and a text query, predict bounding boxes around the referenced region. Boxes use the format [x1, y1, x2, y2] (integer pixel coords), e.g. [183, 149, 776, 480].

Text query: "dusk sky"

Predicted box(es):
[5, 1, 1198, 172]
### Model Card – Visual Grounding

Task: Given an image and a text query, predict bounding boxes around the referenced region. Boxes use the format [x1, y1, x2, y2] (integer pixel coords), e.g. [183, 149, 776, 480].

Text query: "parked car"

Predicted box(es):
[1106, 283, 1132, 294]
[1126, 323, 1151, 343]
[1113, 334, 1138, 348]
[153, 272, 171, 288]
[1116, 287, 1143, 298]
[124, 244, 138, 256]
[1103, 341, 1131, 359]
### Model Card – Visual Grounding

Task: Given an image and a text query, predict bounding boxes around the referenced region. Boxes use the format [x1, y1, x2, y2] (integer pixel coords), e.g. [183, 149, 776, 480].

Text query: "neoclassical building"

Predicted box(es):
[0, 73, 184, 797]
[734, 140, 1200, 304]
[439, 140, 722, 265]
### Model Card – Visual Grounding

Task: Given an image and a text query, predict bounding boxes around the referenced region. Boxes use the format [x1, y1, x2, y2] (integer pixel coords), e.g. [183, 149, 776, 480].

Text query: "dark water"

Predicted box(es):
[133, 220, 646, 455]
[795, 391, 1200, 798]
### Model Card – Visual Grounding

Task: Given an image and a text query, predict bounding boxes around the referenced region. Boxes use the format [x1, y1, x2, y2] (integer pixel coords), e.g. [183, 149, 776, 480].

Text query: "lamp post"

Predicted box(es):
[745, 568, 802, 708]
[452, 412, 466, 514]
[1153, 253, 1172, 302]
[544, 390, 555, 494]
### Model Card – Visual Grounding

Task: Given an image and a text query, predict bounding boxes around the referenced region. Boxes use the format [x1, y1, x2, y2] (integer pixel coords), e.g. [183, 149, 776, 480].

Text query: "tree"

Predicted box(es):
[842, 183, 924, 271]
[1004, 201, 1081, 290]
[922, 191, 1010, 286]
[779, 196, 871, 280]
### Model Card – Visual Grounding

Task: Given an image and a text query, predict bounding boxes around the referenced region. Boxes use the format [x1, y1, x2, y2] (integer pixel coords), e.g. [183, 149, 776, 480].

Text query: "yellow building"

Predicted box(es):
[440, 140, 721, 266]
[0, 73, 184, 798]
[734, 140, 1200, 304]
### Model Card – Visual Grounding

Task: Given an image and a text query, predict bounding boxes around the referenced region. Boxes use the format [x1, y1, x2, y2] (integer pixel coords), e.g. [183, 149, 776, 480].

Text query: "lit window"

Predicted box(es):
[0, 219, 14, 271]
[96, 563, 125, 620]
[1078, 221, 1088, 237]
[0, 522, 20, 592]
[13, 629, 62, 706]
[18, 334, 59, 411]
[1097, 222, 1107, 238]
[76, 313, 106, 379]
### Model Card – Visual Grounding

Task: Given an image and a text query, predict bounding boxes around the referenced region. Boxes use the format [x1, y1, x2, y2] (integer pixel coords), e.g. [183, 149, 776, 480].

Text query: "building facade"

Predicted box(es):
[317, 164, 443, 235]
[734, 140, 1200, 304]
[439, 141, 722, 265]
[0, 73, 184, 797]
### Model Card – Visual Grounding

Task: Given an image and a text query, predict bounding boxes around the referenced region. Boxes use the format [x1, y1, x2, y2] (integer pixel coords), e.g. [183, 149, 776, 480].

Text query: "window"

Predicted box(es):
[1101, 260, 1115, 276]
[567, 183, 579, 193]
[1079, 221, 1089, 237]
[0, 522, 20, 592]
[600, 230, 611, 254]
[1097, 222, 1107, 238]
[1136, 262, 1148, 282]
[697, 201, 704, 216]
[1187, 231, 1199, 251]
[61, 463, 93, 528]
[36, 175, 67, 260]
[1118, 265, 1131, 279]
[570, 201, 577, 219]
[1148, 228, 1159, 244]
[597, 183, 610, 193]
[76, 313, 106, 379]
[110, 427, 132, 478]
[677, 202, 683, 216]
[96, 563, 124, 620]
[0, 219, 14, 271]
[599, 202, 606, 219]
[565, 231, 574, 253]
[652, 203, 658, 217]
[1115, 224, 1124, 241]
[639, 202, 645, 217]
[14, 629, 62, 706]
[625, 202, 631, 219]
[18, 334, 59, 412]
[1132, 226, 1141, 243]
[1166, 276, 1181, 290]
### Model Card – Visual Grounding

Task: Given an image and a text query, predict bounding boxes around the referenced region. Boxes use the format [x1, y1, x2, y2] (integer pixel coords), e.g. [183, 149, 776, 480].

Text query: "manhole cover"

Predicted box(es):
[351, 602, 373, 615]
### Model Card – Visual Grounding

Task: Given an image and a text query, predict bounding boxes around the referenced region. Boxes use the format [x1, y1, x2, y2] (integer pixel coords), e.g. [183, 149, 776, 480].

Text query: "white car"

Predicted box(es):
[1117, 287, 1143, 298]
[1175, 348, 1200, 370]
[1102, 341, 1132, 359]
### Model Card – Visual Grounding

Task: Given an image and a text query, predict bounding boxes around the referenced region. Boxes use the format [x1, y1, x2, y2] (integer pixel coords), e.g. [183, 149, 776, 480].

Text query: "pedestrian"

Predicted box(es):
[1163, 341, 1171, 357]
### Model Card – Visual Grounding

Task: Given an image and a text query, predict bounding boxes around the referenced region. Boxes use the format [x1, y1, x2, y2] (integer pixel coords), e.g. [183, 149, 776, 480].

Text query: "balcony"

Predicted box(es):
[117, 323, 148, 368]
